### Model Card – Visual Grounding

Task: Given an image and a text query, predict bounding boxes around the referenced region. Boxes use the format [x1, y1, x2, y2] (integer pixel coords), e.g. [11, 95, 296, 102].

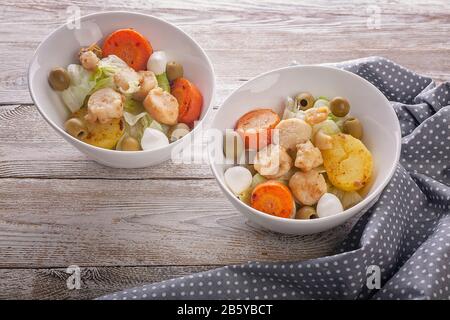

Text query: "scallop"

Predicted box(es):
[274, 118, 312, 150]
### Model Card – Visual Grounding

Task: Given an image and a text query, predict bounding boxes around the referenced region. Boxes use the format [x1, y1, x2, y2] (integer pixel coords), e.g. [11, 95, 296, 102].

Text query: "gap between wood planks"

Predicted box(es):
[0, 265, 222, 299]
[0, 263, 225, 270]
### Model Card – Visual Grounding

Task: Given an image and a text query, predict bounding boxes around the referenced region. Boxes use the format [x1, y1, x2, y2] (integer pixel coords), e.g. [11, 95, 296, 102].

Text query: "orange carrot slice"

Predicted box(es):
[236, 109, 280, 150]
[251, 181, 294, 218]
[102, 29, 153, 71]
[171, 78, 203, 126]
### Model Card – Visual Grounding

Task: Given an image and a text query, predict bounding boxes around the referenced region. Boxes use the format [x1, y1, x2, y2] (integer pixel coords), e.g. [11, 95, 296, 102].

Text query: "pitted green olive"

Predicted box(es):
[169, 123, 190, 142]
[329, 97, 350, 117]
[294, 92, 315, 111]
[343, 117, 363, 139]
[48, 67, 70, 91]
[121, 136, 141, 151]
[166, 61, 184, 82]
[64, 118, 88, 139]
[295, 206, 318, 219]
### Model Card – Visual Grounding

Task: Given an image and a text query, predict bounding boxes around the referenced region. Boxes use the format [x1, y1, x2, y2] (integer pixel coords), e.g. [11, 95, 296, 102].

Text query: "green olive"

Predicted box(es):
[245, 164, 257, 176]
[294, 92, 315, 111]
[121, 136, 141, 151]
[48, 67, 70, 91]
[329, 97, 350, 117]
[64, 118, 88, 140]
[343, 117, 363, 139]
[169, 123, 190, 142]
[295, 206, 318, 220]
[166, 61, 184, 82]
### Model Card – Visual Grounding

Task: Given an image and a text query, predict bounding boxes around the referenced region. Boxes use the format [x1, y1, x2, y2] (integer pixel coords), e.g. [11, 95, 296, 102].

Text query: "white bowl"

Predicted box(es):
[28, 11, 215, 168]
[209, 65, 401, 235]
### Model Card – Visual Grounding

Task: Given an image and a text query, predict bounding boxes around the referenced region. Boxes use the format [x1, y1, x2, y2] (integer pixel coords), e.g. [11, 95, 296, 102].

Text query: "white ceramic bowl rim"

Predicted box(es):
[208, 64, 401, 226]
[28, 11, 216, 155]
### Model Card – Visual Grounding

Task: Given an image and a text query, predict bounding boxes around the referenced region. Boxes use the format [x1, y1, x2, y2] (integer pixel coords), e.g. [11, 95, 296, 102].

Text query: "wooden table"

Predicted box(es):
[0, 0, 449, 300]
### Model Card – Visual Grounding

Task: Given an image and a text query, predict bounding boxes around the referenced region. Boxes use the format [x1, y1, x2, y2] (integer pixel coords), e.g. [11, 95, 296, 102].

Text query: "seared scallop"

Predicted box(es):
[274, 118, 312, 150]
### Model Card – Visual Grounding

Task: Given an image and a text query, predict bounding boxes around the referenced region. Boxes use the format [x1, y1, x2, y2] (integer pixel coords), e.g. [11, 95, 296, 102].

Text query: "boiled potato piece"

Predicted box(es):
[70, 108, 124, 149]
[321, 133, 373, 191]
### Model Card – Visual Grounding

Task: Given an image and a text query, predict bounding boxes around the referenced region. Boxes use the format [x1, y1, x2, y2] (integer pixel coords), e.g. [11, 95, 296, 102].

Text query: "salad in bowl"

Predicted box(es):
[48, 28, 203, 152]
[209, 65, 401, 234]
[222, 93, 373, 220]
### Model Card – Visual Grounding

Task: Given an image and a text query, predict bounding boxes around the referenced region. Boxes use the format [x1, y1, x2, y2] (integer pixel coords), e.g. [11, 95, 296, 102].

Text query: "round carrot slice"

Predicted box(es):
[102, 29, 153, 71]
[236, 109, 280, 150]
[251, 181, 294, 218]
[171, 78, 203, 126]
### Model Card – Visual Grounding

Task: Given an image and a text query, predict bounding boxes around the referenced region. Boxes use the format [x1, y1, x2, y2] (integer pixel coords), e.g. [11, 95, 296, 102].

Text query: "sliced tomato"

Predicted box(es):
[171, 78, 203, 127]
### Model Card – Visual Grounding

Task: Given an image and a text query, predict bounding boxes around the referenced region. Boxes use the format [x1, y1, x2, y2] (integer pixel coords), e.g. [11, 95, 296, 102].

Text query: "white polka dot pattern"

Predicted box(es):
[98, 57, 450, 300]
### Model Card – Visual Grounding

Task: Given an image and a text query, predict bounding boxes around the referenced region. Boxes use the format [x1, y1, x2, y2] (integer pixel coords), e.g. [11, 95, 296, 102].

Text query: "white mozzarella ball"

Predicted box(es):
[316, 193, 344, 218]
[147, 51, 167, 75]
[224, 166, 253, 195]
[140, 128, 169, 151]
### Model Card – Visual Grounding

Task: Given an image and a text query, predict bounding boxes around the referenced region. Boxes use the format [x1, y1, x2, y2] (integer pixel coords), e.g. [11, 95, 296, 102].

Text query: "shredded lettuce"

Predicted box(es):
[97, 55, 140, 95]
[89, 65, 115, 92]
[123, 111, 149, 127]
[156, 72, 170, 92]
[60, 55, 143, 113]
[115, 132, 130, 151]
[98, 55, 129, 74]
[312, 119, 340, 136]
[282, 96, 306, 120]
[61, 64, 95, 112]
[124, 98, 144, 114]
[123, 111, 168, 142]
[328, 186, 363, 210]
[138, 113, 168, 140]
[313, 98, 329, 108]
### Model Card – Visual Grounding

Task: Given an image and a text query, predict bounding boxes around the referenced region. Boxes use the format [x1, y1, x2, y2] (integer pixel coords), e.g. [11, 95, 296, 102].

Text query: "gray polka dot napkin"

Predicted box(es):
[98, 57, 450, 300]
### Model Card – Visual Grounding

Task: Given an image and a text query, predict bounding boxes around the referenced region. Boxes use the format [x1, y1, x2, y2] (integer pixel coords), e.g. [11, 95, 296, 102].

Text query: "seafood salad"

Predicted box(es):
[48, 28, 203, 151]
[223, 92, 373, 219]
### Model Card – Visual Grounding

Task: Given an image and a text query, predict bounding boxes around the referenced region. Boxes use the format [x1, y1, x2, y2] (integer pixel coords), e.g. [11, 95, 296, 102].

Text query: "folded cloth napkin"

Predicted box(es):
[98, 57, 450, 300]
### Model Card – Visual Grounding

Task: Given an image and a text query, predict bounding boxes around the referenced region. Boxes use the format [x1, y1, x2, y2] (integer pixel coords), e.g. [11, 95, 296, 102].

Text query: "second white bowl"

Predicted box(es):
[209, 65, 401, 235]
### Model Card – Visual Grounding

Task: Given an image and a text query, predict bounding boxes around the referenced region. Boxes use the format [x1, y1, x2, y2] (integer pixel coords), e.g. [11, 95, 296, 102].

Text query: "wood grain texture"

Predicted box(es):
[0, 0, 449, 299]
[0, 0, 449, 103]
[0, 266, 214, 300]
[0, 177, 356, 268]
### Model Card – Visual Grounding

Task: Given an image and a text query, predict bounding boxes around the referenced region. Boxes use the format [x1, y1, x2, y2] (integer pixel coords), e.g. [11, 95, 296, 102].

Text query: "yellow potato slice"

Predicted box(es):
[321, 133, 373, 191]
[70, 108, 124, 149]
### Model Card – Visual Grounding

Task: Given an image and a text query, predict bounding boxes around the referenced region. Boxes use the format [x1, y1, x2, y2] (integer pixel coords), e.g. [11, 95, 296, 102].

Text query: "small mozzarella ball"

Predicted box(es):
[224, 166, 253, 195]
[147, 51, 167, 75]
[141, 128, 169, 151]
[316, 193, 344, 218]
